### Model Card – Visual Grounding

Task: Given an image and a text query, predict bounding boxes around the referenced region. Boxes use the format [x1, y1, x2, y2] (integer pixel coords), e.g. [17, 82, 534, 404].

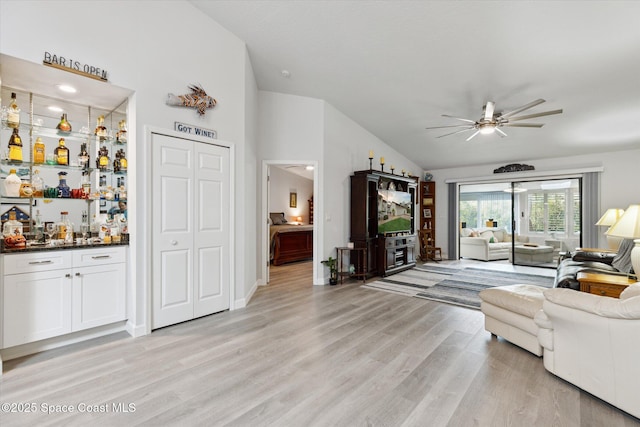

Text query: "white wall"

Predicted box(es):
[0, 1, 256, 329]
[258, 92, 421, 284]
[269, 167, 313, 223]
[323, 102, 422, 277]
[428, 148, 640, 254]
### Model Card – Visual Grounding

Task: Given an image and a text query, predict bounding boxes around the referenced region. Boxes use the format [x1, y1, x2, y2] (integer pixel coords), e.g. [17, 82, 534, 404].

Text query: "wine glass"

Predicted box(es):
[45, 223, 56, 246]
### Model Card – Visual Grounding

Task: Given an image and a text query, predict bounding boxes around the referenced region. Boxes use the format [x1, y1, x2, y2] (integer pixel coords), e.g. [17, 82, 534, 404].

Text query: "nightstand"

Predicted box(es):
[577, 272, 636, 298]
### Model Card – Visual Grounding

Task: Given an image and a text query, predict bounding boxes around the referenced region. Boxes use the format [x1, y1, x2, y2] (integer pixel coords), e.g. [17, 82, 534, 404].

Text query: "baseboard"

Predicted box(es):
[126, 321, 147, 338]
[235, 280, 259, 309]
[0, 321, 128, 362]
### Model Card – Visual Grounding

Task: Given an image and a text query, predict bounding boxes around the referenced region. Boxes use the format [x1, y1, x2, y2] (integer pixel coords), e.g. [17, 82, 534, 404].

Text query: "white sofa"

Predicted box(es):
[535, 284, 640, 419]
[460, 228, 529, 261]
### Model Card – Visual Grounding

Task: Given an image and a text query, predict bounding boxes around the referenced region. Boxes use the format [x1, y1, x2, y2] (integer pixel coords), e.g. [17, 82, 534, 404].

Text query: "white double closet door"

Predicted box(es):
[152, 132, 230, 330]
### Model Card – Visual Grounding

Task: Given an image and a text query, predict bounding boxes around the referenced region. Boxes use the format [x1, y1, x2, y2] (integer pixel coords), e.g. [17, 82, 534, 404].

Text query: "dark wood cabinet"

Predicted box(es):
[350, 170, 417, 277]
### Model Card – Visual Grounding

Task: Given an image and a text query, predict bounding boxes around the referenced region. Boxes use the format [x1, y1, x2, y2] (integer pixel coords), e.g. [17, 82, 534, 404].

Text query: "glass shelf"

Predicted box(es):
[0, 160, 127, 175]
[1, 120, 127, 146]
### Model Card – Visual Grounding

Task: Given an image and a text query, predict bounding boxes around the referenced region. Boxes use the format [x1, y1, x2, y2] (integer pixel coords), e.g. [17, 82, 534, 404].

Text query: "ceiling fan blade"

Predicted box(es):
[506, 109, 563, 122]
[500, 99, 546, 119]
[484, 101, 495, 121]
[441, 114, 476, 123]
[495, 128, 507, 137]
[502, 123, 544, 128]
[436, 127, 476, 138]
[465, 130, 480, 141]
[426, 124, 475, 130]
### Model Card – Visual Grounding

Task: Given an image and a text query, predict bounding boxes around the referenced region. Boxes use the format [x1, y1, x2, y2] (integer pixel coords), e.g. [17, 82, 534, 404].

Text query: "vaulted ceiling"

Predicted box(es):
[190, 1, 640, 170]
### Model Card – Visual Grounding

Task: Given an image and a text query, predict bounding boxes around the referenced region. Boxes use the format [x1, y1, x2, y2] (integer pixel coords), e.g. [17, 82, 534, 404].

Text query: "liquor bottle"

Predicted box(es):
[118, 149, 127, 171]
[57, 211, 74, 243]
[56, 113, 72, 133]
[3, 169, 21, 197]
[77, 142, 90, 169]
[97, 145, 109, 171]
[7, 128, 23, 162]
[56, 171, 71, 198]
[94, 115, 107, 139]
[6, 92, 20, 128]
[33, 137, 46, 164]
[54, 138, 69, 165]
[3, 210, 23, 237]
[113, 150, 121, 173]
[31, 169, 44, 197]
[81, 170, 91, 197]
[116, 119, 127, 143]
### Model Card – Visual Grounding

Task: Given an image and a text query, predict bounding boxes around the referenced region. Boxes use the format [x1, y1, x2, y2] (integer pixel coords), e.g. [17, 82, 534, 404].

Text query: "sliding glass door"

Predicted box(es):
[459, 178, 582, 268]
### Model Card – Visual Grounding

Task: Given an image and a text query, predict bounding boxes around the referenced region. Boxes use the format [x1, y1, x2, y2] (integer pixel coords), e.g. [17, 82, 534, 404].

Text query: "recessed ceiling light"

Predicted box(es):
[281, 69, 291, 78]
[305, 165, 314, 170]
[57, 84, 77, 93]
[48, 106, 64, 112]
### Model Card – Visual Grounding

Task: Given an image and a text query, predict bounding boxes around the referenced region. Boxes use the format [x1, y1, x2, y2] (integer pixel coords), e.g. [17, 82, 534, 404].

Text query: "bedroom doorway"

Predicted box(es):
[262, 161, 318, 285]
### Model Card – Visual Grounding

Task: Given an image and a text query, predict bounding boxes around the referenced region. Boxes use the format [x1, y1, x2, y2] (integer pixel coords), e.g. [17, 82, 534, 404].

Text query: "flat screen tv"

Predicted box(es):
[378, 190, 412, 234]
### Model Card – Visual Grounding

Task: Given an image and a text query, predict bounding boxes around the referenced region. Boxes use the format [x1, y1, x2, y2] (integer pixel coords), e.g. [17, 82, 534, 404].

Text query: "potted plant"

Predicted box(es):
[321, 256, 338, 285]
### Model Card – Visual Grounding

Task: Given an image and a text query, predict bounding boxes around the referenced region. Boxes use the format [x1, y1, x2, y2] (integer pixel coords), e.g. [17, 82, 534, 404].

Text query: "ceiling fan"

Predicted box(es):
[426, 99, 563, 141]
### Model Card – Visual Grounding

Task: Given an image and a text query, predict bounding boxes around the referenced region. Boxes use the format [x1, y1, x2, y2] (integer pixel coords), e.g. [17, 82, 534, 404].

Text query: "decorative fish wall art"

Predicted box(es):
[166, 84, 217, 116]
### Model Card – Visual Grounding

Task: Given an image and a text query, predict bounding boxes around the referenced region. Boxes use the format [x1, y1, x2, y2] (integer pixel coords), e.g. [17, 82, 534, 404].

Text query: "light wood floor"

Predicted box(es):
[1, 261, 639, 426]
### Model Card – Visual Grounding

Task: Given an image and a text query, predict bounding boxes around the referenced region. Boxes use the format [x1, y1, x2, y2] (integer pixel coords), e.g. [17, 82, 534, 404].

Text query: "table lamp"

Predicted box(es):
[596, 208, 625, 250]
[606, 204, 640, 280]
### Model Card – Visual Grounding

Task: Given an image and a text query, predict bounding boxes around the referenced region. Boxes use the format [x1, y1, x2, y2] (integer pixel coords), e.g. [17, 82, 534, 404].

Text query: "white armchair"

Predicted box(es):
[535, 284, 640, 419]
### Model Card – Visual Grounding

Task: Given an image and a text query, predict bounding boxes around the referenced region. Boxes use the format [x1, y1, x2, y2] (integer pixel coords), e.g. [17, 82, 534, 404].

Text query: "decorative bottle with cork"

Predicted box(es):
[3, 169, 21, 197]
[54, 138, 69, 165]
[94, 115, 107, 140]
[56, 113, 72, 133]
[8, 128, 23, 163]
[6, 92, 20, 128]
[33, 137, 45, 164]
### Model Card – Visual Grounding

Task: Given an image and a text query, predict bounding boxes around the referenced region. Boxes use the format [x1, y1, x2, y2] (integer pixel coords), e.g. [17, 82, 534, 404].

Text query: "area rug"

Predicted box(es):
[363, 266, 554, 310]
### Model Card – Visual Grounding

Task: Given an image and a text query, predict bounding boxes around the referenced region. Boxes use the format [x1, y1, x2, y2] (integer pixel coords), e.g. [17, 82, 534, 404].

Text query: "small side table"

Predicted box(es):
[336, 247, 367, 284]
[577, 272, 636, 298]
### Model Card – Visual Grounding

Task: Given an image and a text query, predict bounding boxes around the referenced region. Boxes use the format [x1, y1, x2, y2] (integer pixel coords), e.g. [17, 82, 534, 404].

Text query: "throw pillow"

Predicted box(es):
[269, 212, 288, 225]
[489, 237, 495, 243]
[612, 239, 635, 274]
[480, 230, 495, 241]
[469, 231, 479, 237]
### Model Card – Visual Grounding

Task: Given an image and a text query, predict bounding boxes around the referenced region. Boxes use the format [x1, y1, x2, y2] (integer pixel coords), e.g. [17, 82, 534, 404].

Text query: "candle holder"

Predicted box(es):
[380, 163, 385, 173]
[390, 166, 395, 175]
[402, 170, 406, 177]
[369, 157, 373, 171]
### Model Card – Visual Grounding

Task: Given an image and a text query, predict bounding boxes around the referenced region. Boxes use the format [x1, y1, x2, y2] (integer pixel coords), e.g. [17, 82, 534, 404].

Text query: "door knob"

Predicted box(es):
[170, 240, 178, 246]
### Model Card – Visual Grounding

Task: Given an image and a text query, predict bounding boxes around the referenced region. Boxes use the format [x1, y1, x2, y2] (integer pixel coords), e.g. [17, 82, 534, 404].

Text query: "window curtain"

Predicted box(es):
[581, 172, 599, 248]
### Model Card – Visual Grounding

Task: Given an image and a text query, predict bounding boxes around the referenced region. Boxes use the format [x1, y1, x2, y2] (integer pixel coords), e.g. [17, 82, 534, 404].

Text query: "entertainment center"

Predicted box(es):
[350, 169, 417, 277]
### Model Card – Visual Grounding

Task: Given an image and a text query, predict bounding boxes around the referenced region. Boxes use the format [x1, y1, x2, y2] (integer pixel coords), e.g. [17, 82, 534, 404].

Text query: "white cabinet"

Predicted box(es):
[3, 269, 72, 348]
[2, 247, 126, 348]
[71, 247, 126, 331]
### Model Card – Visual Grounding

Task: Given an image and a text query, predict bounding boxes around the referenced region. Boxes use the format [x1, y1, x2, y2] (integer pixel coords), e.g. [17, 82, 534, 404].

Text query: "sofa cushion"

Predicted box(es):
[621, 283, 640, 300]
[479, 284, 546, 318]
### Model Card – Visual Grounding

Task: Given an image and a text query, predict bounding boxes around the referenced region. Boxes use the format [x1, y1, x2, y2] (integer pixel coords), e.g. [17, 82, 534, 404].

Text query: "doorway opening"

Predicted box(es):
[459, 178, 582, 268]
[262, 161, 318, 285]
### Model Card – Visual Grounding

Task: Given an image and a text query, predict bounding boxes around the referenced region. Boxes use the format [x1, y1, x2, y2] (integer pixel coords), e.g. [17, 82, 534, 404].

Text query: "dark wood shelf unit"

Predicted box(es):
[350, 170, 417, 277]
[419, 180, 438, 260]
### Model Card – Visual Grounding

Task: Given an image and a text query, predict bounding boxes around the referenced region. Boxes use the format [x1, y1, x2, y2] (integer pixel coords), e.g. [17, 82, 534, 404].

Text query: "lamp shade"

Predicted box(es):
[606, 204, 640, 238]
[596, 208, 625, 226]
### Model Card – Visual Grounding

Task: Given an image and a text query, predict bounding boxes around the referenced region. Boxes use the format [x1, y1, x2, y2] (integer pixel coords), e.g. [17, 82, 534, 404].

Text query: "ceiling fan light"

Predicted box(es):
[479, 124, 496, 134]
